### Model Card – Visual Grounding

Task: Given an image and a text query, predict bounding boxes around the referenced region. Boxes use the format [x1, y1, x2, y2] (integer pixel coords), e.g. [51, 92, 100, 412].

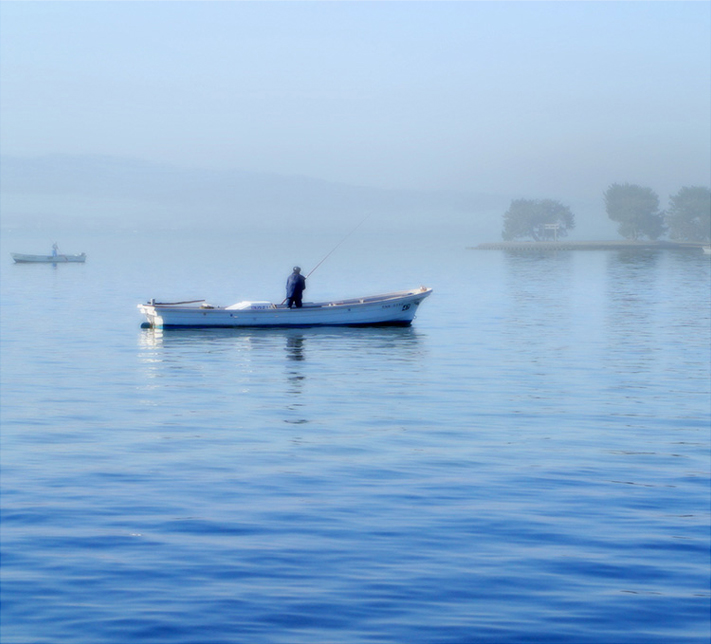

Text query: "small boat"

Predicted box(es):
[12, 252, 87, 264]
[139, 287, 433, 329]
[12, 244, 86, 264]
[703, 246, 711, 255]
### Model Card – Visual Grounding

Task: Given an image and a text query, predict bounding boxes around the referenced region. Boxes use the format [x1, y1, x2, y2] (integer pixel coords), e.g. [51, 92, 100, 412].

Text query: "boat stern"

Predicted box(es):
[138, 302, 163, 328]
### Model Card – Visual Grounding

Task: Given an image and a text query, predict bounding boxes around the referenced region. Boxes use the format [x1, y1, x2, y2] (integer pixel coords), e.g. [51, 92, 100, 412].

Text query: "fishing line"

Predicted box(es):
[306, 214, 371, 278]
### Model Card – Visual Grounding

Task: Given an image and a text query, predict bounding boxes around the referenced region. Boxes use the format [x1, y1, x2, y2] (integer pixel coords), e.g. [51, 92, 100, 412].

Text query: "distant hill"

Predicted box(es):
[0, 154, 505, 232]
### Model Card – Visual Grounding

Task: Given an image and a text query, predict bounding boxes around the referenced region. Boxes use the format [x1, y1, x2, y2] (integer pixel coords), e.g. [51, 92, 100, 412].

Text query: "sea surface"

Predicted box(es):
[1, 226, 710, 644]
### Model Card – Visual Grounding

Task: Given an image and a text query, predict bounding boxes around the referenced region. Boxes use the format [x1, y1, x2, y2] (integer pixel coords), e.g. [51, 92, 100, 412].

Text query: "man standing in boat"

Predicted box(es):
[286, 266, 306, 308]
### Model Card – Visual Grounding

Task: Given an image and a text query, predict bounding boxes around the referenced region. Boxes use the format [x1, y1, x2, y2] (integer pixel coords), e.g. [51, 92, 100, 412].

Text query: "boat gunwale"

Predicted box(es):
[141, 288, 432, 313]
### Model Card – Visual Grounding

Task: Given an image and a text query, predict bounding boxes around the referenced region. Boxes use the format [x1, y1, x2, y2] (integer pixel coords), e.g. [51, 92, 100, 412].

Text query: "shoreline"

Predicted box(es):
[470, 241, 709, 251]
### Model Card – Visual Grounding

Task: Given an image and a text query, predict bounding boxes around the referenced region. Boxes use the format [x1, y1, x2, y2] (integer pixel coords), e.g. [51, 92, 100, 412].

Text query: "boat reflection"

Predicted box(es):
[285, 334, 305, 361]
[137, 326, 426, 428]
[139, 325, 423, 351]
[284, 334, 307, 418]
[138, 326, 425, 379]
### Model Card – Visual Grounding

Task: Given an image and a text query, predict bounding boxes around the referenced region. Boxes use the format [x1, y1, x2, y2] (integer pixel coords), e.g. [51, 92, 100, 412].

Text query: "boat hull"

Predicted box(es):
[12, 253, 86, 263]
[139, 288, 432, 329]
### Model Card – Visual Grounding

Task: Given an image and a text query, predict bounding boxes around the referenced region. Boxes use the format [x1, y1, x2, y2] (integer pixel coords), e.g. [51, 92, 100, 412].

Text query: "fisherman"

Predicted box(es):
[286, 266, 306, 308]
[52, 243, 58, 257]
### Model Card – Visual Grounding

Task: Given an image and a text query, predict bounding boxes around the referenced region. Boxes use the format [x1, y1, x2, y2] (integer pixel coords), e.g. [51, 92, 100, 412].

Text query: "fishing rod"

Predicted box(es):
[306, 214, 371, 278]
[281, 214, 371, 304]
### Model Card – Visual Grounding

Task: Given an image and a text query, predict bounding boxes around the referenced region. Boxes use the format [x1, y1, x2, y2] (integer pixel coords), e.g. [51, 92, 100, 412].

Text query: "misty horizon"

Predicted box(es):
[1, 2, 709, 241]
[2, 151, 706, 242]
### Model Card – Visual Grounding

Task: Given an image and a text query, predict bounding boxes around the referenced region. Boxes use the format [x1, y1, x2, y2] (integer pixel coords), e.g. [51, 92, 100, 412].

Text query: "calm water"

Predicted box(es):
[1, 227, 710, 644]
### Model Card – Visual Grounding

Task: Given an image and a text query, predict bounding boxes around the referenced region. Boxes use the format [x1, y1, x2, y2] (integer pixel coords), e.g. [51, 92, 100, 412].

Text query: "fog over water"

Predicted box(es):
[1, 2, 709, 242]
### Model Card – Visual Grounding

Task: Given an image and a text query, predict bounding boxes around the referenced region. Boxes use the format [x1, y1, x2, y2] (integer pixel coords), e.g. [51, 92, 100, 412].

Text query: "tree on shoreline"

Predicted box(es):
[501, 198, 575, 241]
[604, 183, 665, 240]
[666, 186, 711, 242]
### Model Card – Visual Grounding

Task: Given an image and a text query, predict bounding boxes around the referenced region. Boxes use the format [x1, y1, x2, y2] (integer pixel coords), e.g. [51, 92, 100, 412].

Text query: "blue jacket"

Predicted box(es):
[286, 272, 306, 297]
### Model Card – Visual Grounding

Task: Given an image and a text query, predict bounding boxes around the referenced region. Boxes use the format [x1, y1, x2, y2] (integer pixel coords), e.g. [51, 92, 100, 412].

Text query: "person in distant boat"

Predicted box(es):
[52, 243, 58, 257]
[286, 266, 306, 308]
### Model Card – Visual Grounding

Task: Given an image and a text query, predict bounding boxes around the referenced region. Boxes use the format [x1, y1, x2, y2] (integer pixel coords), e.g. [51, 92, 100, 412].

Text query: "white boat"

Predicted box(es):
[12, 252, 86, 263]
[703, 246, 711, 255]
[138, 287, 433, 329]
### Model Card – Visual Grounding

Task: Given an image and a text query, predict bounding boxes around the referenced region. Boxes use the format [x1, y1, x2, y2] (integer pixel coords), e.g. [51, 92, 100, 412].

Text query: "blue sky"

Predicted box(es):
[1, 1, 709, 202]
